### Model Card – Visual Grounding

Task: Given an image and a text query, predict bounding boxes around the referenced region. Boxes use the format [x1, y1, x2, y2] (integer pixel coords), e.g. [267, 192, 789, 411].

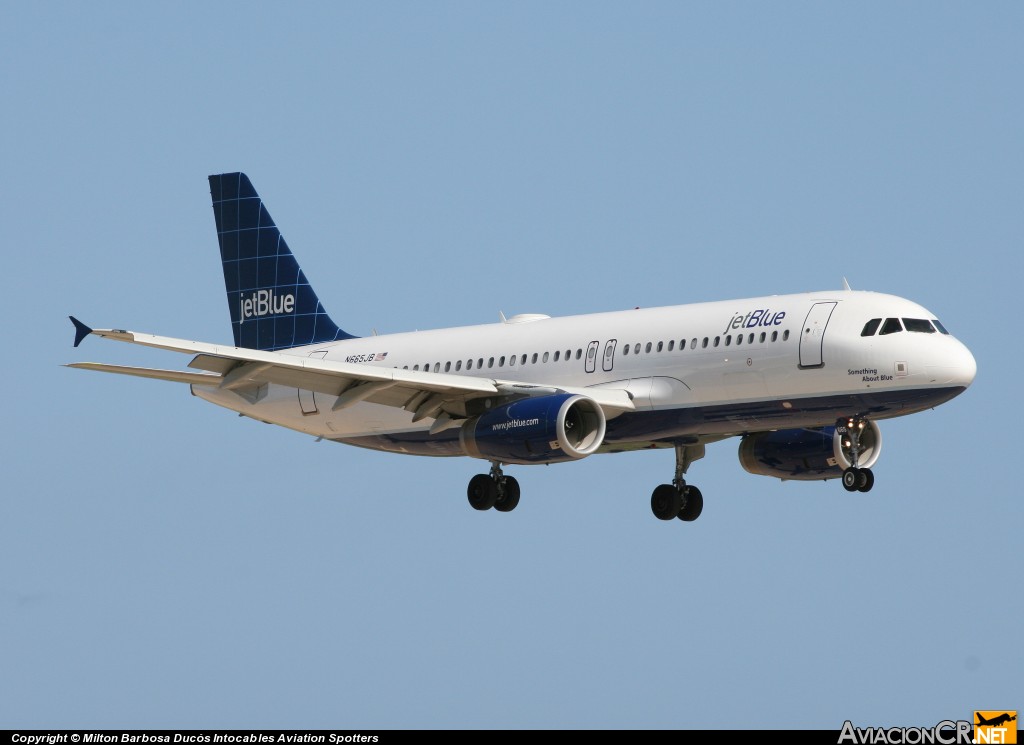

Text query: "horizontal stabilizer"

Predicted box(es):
[64, 362, 221, 386]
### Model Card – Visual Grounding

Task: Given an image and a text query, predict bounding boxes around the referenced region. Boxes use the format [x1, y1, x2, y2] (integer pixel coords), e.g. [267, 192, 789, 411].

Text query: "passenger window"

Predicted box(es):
[543, 352, 549, 363]
[668, 340, 674, 351]
[932, 320, 950, 335]
[691, 338, 697, 350]
[445, 362, 451, 372]
[771, 331, 778, 342]
[509, 354, 516, 367]
[645, 342, 652, 353]
[488, 357, 494, 368]
[903, 318, 935, 333]
[521, 354, 527, 365]
[783, 330, 790, 341]
[455, 361, 462, 371]
[531, 353, 538, 364]
[634, 343, 641, 354]
[433, 363, 440, 373]
[622, 345, 629, 356]
[736, 334, 743, 346]
[467, 359, 473, 370]
[554, 350, 561, 361]
[499, 356, 506, 366]
[413, 364, 419, 371]
[478, 358, 484, 368]
[701, 337, 708, 348]
[725, 335, 732, 346]
[576, 349, 582, 360]
[880, 318, 903, 335]
[713, 336, 720, 347]
[757, 332, 764, 343]
[657, 341, 663, 352]
[861, 318, 882, 336]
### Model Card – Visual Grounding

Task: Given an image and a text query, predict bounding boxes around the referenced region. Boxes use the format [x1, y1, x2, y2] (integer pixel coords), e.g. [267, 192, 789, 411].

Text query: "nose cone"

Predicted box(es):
[955, 341, 977, 389]
[928, 339, 976, 389]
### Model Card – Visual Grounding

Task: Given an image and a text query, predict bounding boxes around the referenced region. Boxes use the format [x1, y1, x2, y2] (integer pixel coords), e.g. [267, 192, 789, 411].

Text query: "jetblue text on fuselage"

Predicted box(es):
[239, 289, 295, 320]
[723, 308, 786, 335]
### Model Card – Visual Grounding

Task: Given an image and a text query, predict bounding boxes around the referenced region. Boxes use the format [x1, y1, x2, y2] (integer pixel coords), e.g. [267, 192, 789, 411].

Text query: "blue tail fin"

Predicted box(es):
[208, 172, 356, 350]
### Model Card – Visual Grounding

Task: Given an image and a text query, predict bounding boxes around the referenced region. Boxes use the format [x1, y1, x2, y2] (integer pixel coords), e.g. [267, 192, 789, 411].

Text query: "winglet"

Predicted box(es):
[70, 316, 93, 347]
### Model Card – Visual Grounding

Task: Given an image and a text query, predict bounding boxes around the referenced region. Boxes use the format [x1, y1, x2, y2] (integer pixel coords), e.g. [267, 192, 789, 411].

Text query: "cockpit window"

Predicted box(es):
[932, 319, 950, 335]
[879, 318, 903, 335]
[903, 318, 936, 333]
[861, 318, 882, 336]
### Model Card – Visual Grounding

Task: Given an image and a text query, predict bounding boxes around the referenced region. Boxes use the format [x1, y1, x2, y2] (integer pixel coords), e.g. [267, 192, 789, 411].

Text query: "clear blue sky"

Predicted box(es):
[3, 1, 1020, 729]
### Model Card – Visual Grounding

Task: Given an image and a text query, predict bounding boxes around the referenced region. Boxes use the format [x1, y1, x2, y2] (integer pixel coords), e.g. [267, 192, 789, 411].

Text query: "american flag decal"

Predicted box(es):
[375, 352, 388, 361]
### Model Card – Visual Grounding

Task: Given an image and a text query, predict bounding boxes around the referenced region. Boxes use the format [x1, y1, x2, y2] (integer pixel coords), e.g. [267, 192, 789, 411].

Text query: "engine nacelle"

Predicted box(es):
[738, 422, 882, 481]
[460, 393, 606, 465]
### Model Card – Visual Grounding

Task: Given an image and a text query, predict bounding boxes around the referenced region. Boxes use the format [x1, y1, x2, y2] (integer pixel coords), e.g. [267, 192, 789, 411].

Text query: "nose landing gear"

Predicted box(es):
[838, 417, 875, 493]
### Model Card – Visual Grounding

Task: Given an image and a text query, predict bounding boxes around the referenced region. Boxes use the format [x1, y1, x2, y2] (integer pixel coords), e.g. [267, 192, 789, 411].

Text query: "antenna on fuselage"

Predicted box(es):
[842, 277, 852, 291]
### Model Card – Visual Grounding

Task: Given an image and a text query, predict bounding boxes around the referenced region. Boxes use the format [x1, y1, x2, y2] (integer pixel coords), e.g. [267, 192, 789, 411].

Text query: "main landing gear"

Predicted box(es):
[467, 462, 520, 513]
[650, 443, 705, 522]
[838, 416, 875, 493]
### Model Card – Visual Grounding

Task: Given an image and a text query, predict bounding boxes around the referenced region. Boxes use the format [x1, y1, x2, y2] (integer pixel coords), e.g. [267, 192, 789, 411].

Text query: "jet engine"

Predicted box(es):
[460, 393, 606, 465]
[738, 422, 882, 481]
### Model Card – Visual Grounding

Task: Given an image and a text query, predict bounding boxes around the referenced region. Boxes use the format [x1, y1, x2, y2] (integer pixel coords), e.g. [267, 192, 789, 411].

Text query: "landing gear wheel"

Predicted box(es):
[856, 468, 874, 493]
[468, 474, 497, 510]
[651, 484, 682, 521]
[842, 468, 860, 492]
[677, 485, 704, 522]
[494, 476, 521, 512]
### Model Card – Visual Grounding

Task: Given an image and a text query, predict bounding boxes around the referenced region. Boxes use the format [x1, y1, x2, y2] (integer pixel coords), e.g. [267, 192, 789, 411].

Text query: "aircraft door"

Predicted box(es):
[602, 339, 617, 372]
[585, 340, 600, 373]
[799, 302, 837, 368]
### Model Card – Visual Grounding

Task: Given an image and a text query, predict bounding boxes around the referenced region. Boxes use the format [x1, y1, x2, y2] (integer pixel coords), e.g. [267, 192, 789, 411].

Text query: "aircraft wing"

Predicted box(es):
[66, 318, 636, 422]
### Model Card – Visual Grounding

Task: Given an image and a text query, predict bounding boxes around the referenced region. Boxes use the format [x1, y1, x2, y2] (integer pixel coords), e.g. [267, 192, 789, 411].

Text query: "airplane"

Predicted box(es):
[66, 172, 977, 522]
[977, 713, 1016, 728]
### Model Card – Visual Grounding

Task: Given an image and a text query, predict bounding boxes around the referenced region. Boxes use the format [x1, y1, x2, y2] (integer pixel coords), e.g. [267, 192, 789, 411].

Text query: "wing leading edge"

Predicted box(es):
[66, 317, 636, 420]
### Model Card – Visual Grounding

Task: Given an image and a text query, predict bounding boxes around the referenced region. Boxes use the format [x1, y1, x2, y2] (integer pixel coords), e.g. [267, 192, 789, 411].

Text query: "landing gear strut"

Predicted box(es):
[467, 462, 520, 513]
[838, 417, 875, 493]
[650, 443, 705, 522]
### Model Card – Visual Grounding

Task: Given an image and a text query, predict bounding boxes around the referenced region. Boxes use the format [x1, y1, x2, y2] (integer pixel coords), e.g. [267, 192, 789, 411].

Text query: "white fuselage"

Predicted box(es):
[193, 289, 976, 457]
